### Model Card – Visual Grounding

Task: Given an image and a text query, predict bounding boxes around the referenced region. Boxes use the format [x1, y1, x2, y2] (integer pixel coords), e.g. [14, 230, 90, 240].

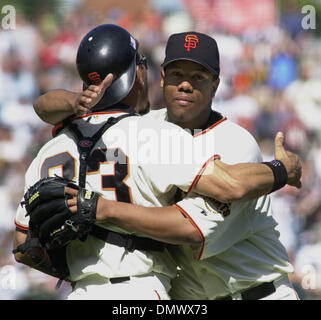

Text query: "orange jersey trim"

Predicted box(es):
[52, 122, 64, 138]
[193, 116, 227, 138]
[14, 219, 28, 231]
[154, 290, 161, 300]
[72, 110, 128, 120]
[293, 289, 300, 300]
[187, 115, 226, 192]
[187, 154, 220, 194]
[173, 204, 205, 261]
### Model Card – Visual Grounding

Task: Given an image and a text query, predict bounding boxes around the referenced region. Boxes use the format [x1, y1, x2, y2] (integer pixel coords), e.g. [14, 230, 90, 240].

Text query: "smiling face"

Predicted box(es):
[161, 60, 220, 130]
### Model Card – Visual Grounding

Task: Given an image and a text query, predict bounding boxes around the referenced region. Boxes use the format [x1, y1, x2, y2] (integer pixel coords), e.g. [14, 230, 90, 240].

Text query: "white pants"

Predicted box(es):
[67, 273, 171, 300]
[228, 275, 299, 300]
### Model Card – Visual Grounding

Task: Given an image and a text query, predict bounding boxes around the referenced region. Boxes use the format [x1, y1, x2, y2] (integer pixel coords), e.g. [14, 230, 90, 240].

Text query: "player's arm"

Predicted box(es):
[13, 228, 33, 265]
[99, 201, 201, 245]
[13, 228, 53, 275]
[33, 74, 113, 125]
[65, 150, 296, 246]
[66, 189, 201, 245]
[194, 132, 301, 203]
[13, 159, 65, 278]
[65, 140, 296, 245]
[34, 89, 84, 125]
[65, 132, 301, 245]
[194, 160, 276, 202]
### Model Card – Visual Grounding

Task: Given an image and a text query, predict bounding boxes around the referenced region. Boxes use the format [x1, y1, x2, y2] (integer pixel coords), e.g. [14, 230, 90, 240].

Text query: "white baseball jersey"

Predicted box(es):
[146, 108, 294, 299]
[15, 110, 211, 284]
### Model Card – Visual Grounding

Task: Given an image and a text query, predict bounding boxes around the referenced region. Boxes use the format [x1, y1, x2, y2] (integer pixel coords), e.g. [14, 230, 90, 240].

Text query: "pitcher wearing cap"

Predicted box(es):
[155, 31, 299, 300]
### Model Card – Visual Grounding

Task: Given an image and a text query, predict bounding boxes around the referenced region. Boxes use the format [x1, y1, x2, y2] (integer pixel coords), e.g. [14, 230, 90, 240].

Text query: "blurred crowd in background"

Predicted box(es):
[0, 0, 320, 300]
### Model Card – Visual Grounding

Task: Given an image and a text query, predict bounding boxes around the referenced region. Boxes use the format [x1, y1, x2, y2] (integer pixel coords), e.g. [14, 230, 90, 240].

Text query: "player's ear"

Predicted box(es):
[211, 77, 220, 98]
[161, 70, 165, 88]
[136, 65, 145, 88]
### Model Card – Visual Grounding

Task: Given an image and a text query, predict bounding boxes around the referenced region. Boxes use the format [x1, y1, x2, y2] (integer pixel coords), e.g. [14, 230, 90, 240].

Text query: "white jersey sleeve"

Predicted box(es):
[15, 156, 41, 230]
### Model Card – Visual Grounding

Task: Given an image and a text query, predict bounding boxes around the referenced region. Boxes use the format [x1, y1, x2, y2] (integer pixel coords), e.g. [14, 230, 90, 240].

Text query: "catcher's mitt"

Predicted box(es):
[14, 176, 99, 280]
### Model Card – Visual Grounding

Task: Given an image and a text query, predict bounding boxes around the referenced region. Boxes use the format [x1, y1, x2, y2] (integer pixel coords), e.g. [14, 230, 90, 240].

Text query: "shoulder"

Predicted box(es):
[200, 118, 258, 147]
[216, 119, 263, 163]
[222, 120, 258, 143]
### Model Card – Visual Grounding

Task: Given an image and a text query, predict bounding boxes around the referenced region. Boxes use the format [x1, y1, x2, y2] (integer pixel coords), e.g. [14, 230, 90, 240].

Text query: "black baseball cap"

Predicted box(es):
[162, 31, 220, 77]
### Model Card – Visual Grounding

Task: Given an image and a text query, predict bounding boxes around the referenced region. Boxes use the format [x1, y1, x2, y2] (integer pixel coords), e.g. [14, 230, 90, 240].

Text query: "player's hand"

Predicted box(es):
[65, 187, 105, 221]
[65, 187, 78, 212]
[274, 132, 302, 188]
[73, 73, 114, 115]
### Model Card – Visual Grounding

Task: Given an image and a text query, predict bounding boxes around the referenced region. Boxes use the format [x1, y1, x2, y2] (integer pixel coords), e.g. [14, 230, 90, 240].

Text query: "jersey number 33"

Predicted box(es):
[40, 148, 132, 203]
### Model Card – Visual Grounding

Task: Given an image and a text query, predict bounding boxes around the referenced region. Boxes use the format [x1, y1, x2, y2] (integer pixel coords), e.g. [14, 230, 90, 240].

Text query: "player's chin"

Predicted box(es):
[172, 101, 195, 117]
[170, 99, 194, 113]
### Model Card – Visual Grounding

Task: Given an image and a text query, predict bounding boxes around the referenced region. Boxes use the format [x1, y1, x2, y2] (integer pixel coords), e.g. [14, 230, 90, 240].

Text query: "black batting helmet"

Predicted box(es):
[76, 24, 139, 110]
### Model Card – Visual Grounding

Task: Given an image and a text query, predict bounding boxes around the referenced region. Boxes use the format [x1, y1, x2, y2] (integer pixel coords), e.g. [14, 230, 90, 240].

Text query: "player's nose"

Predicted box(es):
[177, 80, 193, 93]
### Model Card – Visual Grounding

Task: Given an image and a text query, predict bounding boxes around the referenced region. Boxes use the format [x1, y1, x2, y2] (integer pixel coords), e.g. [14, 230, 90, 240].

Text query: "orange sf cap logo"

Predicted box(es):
[184, 34, 199, 52]
[88, 72, 102, 85]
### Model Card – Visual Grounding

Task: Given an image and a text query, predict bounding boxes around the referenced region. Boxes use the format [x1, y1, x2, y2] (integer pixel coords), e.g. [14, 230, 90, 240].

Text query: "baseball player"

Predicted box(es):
[15, 27, 302, 300]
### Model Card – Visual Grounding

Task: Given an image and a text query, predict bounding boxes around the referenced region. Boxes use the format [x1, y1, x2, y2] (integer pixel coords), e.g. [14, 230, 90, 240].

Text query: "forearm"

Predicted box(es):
[96, 198, 201, 245]
[195, 160, 274, 203]
[34, 90, 79, 125]
[222, 162, 274, 201]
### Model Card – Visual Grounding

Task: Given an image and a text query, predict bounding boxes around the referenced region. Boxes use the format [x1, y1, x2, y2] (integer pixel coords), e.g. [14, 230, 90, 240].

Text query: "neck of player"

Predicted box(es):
[168, 107, 212, 132]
